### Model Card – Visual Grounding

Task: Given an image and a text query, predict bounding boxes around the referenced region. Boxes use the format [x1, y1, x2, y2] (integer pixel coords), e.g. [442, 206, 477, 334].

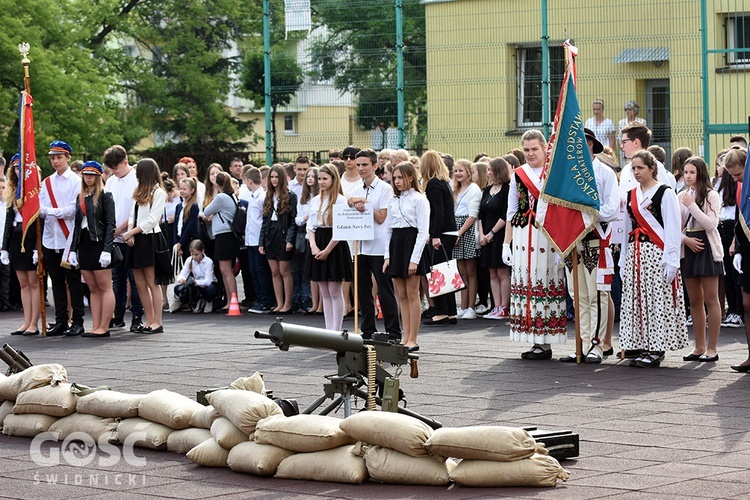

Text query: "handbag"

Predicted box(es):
[294, 225, 307, 254]
[427, 247, 465, 298]
[166, 248, 184, 313]
[110, 244, 124, 266]
[154, 231, 172, 279]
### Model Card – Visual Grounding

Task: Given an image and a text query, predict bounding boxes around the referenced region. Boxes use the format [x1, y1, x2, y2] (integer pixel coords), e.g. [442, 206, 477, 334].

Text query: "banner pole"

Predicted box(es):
[573, 247, 582, 363]
[353, 241, 359, 334]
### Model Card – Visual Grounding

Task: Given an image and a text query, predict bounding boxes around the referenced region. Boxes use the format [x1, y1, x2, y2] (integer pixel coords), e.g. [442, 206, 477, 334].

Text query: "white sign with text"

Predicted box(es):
[333, 205, 374, 241]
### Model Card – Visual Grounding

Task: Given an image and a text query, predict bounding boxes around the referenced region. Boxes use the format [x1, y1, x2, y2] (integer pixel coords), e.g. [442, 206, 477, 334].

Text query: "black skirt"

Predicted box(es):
[387, 227, 430, 279]
[78, 229, 107, 271]
[681, 230, 725, 279]
[479, 233, 507, 269]
[125, 232, 156, 269]
[9, 224, 36, 271]
[264, 221, 293, 261]
[305, 227, 353, 282]
[213, 231, 239, 262]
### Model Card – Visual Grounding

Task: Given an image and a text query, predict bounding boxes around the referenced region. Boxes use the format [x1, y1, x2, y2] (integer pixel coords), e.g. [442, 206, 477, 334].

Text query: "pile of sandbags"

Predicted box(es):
[0, 364, 69, 438]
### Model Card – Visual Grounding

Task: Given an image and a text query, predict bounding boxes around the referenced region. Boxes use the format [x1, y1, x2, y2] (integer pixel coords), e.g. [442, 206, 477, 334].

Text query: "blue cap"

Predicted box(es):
[10, 154, 20, 167]
[49, 140, 72, 156]
[81, 160, 103, 176]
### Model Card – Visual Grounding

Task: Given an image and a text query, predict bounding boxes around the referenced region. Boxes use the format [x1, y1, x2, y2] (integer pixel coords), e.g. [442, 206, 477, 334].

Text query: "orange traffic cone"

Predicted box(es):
[376, 296, 383, 319]
[226, 292, 242, 316]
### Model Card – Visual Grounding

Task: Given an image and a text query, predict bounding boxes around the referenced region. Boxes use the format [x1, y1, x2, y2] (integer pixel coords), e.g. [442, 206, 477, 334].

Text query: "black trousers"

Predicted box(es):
[43, 247, 84, 326]
[357, 254, 401, 337]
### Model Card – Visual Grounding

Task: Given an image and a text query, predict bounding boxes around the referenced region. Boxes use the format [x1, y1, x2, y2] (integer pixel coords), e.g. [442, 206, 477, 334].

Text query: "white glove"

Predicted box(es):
[67, 251, 78, 268]
[664, 263, 678, 283]
[39, 206, 47, 217]
[99, 251, 111, 268]
[0, 251, 9, 266]
[502, 244, 513, 266]
[734, 254, 743, 274]
[32, 250, 38, 265]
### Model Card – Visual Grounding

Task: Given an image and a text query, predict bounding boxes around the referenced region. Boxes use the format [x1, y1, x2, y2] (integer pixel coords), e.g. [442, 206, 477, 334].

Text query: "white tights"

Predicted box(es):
[320, 281, 345, 331]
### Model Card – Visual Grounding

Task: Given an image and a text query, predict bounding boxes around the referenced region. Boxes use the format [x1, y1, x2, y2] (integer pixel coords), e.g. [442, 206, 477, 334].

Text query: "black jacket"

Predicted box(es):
[259, 191, 298, 247]
[3, 206, 41, 250]
[424, 178, 457, 239]
[71, 191, 116, 254]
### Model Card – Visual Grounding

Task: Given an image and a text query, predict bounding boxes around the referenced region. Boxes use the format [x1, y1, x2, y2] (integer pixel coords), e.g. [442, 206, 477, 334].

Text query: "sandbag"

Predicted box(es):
[364, 445, 455, 485]
[48, 413, 118, 444]
[228, 372, 266, 394]
[275, 445, 368, 484]
[186, 438, 230, 467]
[116, 417, 173, 450]
[0, 400, 13, 431]
[189, 405, 221, 429]
[138, 389, 204, 430]
[167, 428, 213, 454]
[449, 454, 570, 487]
[2, 413, 58, 437]
[76, 390, 142, 418]
[228, 441, 295, 476]
[0, 364, 67, 401]
[256, 414, 355, 453]
[13, 383, 77, 417]
[210, 417, 249, 450]
[339, 412, 433, 457]
[205, 389, 282, 435]
[424, 426, 546, 461]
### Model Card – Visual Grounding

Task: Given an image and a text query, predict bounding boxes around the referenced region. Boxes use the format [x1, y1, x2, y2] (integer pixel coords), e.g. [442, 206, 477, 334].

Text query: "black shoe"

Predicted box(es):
[616, 349, 641, 359]
[130, 319, 144, 333]
[82, 331, 110, 338]
[46, 323, 67, 337]
[361, 332, 373, 340]
[408, 345, 420, 352]
[140, 325, 163, 334]
[423, 316, 451, 326]
[698, 353, 719, 362]
[10, 329, 25, 336]
[559, 354, 578, 363]
[602, 347, 614, 356]
[22, 329, 39, 336]
[683, 352, 703, 361]
[110, 318, 126, 329]
[521, 345, 552, 360]
[65, 324, 84, 336]
[731, 364, 750, 372]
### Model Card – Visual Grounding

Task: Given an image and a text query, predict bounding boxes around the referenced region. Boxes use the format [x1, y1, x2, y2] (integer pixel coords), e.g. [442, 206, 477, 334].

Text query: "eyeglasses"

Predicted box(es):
[624, 108, 633, 111]
[343, 154, 356, 160]
[621, 138, 634, 144]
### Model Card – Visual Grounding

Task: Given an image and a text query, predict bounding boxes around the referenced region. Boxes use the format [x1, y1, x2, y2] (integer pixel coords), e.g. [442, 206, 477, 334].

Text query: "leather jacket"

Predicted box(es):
[71, 191, 116, 254]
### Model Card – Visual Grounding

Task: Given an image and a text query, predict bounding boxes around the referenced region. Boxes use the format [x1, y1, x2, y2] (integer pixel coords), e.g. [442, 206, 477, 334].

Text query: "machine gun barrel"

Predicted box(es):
[255, 320, 364, 353]
[1, 344, 32, 375]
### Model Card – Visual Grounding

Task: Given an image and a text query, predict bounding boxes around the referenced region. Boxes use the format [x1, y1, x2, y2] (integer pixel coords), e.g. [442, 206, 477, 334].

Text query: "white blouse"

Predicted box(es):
[454, 182, 481, 218]
[384, 188, 430, 264]
[307, 193, 348, 232]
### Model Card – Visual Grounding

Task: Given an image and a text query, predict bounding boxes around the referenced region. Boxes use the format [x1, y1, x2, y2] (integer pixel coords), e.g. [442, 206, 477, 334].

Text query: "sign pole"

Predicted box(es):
[353, 241, 359, 334]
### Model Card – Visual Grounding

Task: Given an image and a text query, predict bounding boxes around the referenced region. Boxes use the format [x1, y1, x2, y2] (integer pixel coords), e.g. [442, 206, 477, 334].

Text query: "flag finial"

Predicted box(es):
[18, 43, 30, 65]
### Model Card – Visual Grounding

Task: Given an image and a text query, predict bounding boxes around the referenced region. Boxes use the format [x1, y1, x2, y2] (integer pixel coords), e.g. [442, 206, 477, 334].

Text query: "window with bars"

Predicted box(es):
[516, 45, 566, 127]
[727, 13, 750, 65]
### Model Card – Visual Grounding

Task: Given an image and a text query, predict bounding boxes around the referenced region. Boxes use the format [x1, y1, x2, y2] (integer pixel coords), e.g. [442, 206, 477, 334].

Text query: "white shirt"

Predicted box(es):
[240, 187, 265, 246]
[349, 177, 393, 256]
[130, 188, 166, 234]
[507, 165, 543, 220]
[40, 167, 81, 250]
[593, 157, 620, 224]
[307, 193, 348, 231]
[384, 188, 430, 264]
[164, 195, 179, 223]
[584, 117, 616, 148]
[341, 176, 361, 199]
[454, 182, 481, 217]
[289, 178, 303, 201]
[105, 168, 138, 243]
[196, 180, 206, 208]
[179, 255, 217, 287]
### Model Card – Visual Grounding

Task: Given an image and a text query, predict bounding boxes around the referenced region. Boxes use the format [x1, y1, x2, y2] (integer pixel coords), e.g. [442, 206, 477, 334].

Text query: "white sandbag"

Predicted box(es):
[0, 364, 67, 401]
[13, 383, 77, 417]
[48, 413, 119, 444]
[255, 414, 355, 452]
[76, 390, 142, 418]
[138, 389, 204, 430]
[189, 405, 220, 429]
[275, 445, 368, 484]
[449, 454, 570, 487]
[0, 400, 14, 431]
[228, 441, 295, 476]
[2, 413, 58, 437]
[186, 438, 230, 467]
[228, 372, 266, 394]
[210, 417, 249, 450]
[364, 445, 455, 485]
[167, 428, 213, 454]
[205, 389, 283, 435]
[116, 417, 173, 450]
[424, 426, 546, 461]
[339, 412, 433, 457]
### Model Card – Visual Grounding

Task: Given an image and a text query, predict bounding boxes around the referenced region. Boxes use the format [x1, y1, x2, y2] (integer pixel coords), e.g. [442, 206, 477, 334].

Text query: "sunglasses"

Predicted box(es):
[343, 154, 356, 160]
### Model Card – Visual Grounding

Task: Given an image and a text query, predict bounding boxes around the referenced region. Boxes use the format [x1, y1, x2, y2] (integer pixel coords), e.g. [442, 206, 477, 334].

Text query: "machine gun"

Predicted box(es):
[255, 319, 442, 429]
[0, 344, 33, 376]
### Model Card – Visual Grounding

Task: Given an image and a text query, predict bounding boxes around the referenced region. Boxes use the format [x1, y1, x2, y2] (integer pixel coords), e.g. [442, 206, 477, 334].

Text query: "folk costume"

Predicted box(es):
[620, 184, 688, 366]
[507, 164, 567, 348]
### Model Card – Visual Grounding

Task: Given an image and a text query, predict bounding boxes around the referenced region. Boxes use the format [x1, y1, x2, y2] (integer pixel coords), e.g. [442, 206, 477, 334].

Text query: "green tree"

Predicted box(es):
[242, 48, 304, 162]
[307, 0, 427, 150]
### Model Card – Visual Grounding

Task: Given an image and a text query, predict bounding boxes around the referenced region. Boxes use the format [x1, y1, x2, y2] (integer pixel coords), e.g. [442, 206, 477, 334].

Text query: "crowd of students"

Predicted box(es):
[2, 133, 750, 369]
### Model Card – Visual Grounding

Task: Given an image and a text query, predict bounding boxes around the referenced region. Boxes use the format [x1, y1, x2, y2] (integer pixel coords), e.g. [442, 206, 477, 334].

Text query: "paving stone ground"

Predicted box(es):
[1, 306, 749, 499]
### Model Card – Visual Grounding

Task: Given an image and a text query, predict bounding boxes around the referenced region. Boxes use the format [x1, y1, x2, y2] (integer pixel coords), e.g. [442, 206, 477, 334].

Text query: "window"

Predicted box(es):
[283, 114, 297, 135]
[516, 46, 565, 127]
[727, 13, 750, 65]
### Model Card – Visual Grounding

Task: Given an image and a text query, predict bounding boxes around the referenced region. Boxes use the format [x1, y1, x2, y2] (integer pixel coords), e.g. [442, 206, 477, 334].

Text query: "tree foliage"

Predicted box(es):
[307, 0, 426, 145]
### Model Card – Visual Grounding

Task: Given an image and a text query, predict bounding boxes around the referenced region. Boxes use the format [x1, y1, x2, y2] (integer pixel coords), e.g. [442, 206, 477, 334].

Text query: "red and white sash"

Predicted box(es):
[628, 186, 665, 250]
[44, 177, 72, 239]
[515, 164, 542, 201]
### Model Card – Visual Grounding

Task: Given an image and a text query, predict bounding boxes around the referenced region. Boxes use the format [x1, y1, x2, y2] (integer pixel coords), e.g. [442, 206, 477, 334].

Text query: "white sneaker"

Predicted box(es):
[484, 307, 501, 320]
[456, 307, 465, 319]
[204, 300, 213, 314]
[721, 315, 730, 327]
[728, 313, 743, 328]
[475, 304, 488, 315]
[462, 308, 477, 319]
[193, 299, 205, 313]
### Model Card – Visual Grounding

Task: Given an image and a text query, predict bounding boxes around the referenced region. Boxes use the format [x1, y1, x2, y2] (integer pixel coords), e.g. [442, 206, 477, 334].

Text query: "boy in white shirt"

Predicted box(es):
[242, 168, 275, 314]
